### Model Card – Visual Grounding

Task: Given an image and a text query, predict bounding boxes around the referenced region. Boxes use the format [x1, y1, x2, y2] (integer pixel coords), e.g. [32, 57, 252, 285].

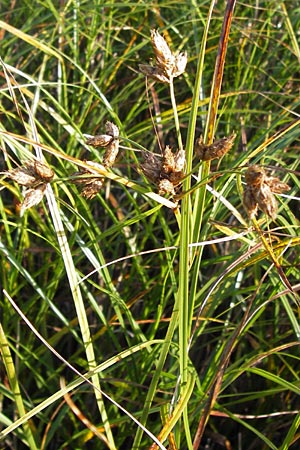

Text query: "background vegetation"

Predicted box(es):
[1, 1, 300, 449]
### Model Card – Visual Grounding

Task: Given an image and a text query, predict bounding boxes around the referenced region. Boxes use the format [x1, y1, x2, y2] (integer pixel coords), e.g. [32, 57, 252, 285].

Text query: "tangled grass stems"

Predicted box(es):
[1, 1, 300, 449]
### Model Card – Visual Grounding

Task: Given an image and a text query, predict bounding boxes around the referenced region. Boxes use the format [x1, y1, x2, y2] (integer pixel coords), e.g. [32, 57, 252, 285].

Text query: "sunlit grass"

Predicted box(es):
[1, 1, 300, 449]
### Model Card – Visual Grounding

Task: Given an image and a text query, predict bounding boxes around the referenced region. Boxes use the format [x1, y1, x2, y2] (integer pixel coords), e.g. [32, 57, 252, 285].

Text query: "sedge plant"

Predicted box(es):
[1, 1, 300, 449]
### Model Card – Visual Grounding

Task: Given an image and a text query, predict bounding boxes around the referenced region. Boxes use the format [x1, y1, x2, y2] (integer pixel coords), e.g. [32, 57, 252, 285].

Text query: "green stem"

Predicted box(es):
[169, 78, 183, 151]
[0, 322, 38, 450]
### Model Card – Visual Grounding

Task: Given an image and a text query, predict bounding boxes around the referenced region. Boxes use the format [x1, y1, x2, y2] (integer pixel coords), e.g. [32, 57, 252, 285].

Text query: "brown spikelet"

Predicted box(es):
[104, 121, 119, 139]
[102, 122, 120, 168]
[265, 176, 290, 194]
[21, 185, 47, 212]
[140, 146, 185, 196]
[139, 29, 187, 83]
[6, 160, 54, 187]
[86, 121, 120, 169]
[195, 133, 236, 161]
[72, 160, 105, 199]
[33, 161, 54, 182]
[81, 180, 105, 199]
[86, 134, 113, 147]
[5, 160, 54, 212]
[102, 140, 119, 169]
[6, 166, 37, 187]
[255, 183, 278, 220]
[158, 178, 176, 196]
[140, 152, 161, 183]
[139, 64, 170, 83]
[243, 165, 290, 220]
[79, 122, 120, 198]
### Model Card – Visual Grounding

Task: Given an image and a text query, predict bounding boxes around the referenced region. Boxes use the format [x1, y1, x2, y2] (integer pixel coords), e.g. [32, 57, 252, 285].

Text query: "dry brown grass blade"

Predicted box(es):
[192, 1, 237, 448]
[60, 378, 111, 447]
[205, 0, 237, 144]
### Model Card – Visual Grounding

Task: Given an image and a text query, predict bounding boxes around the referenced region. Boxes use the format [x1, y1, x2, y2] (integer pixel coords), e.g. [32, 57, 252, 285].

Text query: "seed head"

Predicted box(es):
[6, 160, 54, 187]
[150, 29, 174, 72]
[255, 183, 278, 220]
[21, 185, 47, 213]
[139, 64, 170, 83]
[266, 176, 290, 194]
[158, 178, 176, 196]
[173, 52, 188, 78]
[243, 165, 290, 220]
[33, 161, 54, 182]
[105, 121, 119, 139]
[140, 147, 185, 196]
[195, 133, 236, 161]
[71, 160, 105, 199]
[140, 152, 161, 183]
[86, 134, 113, 148]
[140, 29, 187, 83]
[103, 140, 119, 168]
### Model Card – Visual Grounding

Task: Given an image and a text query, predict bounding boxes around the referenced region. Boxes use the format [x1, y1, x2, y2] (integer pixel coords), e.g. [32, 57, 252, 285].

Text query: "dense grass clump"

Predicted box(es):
[1, 1, 300, 449]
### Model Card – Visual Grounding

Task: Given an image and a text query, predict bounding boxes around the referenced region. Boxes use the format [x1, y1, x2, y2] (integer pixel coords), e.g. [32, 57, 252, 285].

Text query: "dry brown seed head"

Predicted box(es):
[71, 161, 105, 198]
[195, 133, 236, 161]
[244, 165, 266, 187]
[81, 180, 104, 199]
[86, 134, 113, 147]
[162, 146, 176, 173]
[158, 178, 176, 196]
[6, 166, 37, 186]
[173, 149, 186, 172]
[150, 29, 174, 71]
[103, 140, 119, 168]
[34, 161, 54, 182]
[140, 29, 187, 83]
[6, 160, 53, 187]
[105, 121, 119, 138]
[243, 164, 290, 220]
[140, 152, 161, 182]
[139, 64, 171, 83]
[161, 147, 185, 185]
[266, 176, 290, 194]
[254, 183, 278, 220]
[21, 184, 47, 212]
[168, 170, 185, 186]
[173, 52, 188, 77]
[243, 187, 258, 219]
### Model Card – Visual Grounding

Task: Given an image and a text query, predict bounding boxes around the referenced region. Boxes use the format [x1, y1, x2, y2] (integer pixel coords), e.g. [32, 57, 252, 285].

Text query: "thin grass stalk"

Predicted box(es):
[6, 56, 117, 447]
[176, 2, 217, 446]
[169, 79, 183, 152]
[149, 371, 195, 450]
[190, 1, 237, 449]
[45, 187, 116, 450]
[132, 301, 180, 449]
[280, 2, 300, 63]
[0, 298, 166, 448]
[279, 412, 300, 450]
[186, 0, 216, 330]
[0, 323, 38, 450]
[190, 0, 237, 324]
[177, 193, 192, 447]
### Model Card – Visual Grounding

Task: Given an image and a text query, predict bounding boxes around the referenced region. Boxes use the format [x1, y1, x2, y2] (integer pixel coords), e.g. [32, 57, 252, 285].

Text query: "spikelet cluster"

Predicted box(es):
[3, 30, 291, 222]
[140, 146, 185, 195]
[73, 121, 120, 199]
[195, 133, 236, 161]
[4, 160, 54, 212]
[139, 29, 187, 83]
[243, 165, 290, 220]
